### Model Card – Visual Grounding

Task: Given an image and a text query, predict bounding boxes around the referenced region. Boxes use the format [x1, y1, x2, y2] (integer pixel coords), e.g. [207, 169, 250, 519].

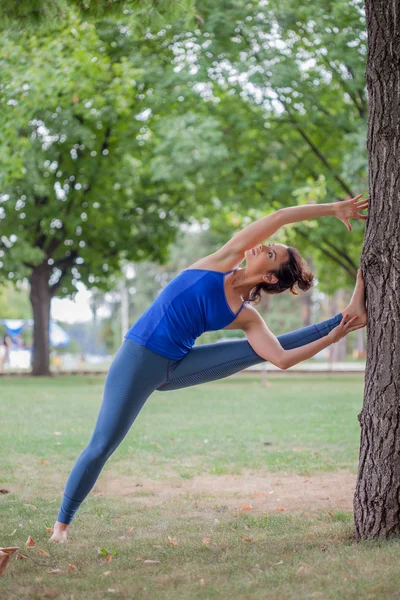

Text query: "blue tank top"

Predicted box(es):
[124, 268, 247, 360]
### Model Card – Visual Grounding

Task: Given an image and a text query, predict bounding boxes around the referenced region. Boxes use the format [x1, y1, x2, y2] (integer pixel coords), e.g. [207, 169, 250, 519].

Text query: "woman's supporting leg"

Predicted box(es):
[56, 340, 170, 525]
[157, 313, 343, 391]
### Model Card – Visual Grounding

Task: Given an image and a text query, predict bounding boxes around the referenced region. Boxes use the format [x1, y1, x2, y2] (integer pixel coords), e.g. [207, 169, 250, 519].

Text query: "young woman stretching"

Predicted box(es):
[50, 194, 368, 542]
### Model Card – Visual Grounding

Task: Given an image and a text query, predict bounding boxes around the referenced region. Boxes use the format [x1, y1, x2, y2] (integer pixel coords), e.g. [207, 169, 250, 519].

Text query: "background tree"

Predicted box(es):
[0, 13, 226, 375]
[353, 0, 400, 540]
[165, 0, 368, 291]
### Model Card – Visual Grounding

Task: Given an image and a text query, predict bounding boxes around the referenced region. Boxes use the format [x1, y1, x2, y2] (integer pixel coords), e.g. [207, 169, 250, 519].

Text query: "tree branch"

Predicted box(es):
[286, 113, 354, 196]
[296, 229, 357, 278]
[53, 250, 78, 269]
[323, 238, 358, 271]
[320, 56, 366, 119]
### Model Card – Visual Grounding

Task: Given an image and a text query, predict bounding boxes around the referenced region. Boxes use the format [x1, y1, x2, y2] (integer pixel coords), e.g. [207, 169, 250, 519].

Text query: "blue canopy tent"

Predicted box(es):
[0, 319, 70, 348]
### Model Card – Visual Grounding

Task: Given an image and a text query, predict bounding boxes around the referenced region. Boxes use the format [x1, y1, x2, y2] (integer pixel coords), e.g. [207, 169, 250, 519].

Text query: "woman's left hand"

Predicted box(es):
[334, 194, 369, 232]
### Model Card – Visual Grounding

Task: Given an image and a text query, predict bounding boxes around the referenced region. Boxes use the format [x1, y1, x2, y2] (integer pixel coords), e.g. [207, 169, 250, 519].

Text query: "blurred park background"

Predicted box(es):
[0, 0, 367, 375]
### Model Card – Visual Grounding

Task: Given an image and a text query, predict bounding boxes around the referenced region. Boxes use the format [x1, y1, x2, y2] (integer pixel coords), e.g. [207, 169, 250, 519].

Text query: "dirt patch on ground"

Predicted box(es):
[96, 469, 357, 514]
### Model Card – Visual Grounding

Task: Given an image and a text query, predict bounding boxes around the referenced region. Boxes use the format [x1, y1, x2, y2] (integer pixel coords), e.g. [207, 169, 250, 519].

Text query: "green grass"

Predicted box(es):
[2, 374, 398, 600]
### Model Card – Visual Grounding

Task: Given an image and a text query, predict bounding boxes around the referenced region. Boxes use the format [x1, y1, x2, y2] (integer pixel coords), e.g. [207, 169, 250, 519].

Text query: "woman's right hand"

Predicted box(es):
[328, 314, 365, 344]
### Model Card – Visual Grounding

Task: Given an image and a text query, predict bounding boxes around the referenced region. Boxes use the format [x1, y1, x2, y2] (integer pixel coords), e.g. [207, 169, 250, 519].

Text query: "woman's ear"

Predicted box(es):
[263, 272, 278, 285]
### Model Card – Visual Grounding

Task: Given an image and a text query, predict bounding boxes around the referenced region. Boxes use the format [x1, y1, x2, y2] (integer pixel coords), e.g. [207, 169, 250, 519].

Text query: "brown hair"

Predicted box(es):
[247, 247, 315, 304]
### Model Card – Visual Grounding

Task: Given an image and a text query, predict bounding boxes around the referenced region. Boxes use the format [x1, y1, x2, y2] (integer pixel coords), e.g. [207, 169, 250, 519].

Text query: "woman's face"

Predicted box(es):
[244, 243, 289, 283]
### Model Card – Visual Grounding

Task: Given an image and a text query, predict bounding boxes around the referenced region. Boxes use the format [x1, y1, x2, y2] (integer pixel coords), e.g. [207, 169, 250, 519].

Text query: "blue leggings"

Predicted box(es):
[57, 313, 342, 524]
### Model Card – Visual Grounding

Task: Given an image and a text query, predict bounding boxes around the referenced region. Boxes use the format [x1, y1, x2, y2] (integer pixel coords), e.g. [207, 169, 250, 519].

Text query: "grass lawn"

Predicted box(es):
[1, 374, 399, 599]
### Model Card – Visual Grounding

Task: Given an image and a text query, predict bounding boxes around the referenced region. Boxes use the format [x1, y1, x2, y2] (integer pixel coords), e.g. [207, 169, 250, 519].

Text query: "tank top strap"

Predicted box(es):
[223, 268, 236, 275]
[235, 300, 248, 317]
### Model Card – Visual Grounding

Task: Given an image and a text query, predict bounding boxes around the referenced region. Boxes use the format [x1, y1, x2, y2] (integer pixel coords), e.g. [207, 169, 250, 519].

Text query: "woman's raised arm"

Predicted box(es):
[218, 194, 368, 255]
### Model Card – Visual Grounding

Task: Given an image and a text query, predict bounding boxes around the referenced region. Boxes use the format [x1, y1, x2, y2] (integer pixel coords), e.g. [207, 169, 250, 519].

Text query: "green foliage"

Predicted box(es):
[0, 14, 227, 298]
[0, 0, 195, 31]
[0, 282, 31, 319]
[175, 0, 368, 290]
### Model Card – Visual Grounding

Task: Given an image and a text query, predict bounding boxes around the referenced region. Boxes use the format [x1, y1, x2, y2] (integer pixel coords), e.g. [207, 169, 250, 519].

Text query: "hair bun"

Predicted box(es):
[296, 269, 315, 292]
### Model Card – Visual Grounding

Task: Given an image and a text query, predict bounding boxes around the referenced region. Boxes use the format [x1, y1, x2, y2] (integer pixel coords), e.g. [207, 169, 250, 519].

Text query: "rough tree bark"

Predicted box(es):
[354, 0, 400, 539]
[29, 263, 52, 376]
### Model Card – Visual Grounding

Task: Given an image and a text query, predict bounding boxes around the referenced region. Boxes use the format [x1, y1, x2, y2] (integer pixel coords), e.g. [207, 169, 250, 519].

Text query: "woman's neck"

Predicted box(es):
[227, 268, 259, 301]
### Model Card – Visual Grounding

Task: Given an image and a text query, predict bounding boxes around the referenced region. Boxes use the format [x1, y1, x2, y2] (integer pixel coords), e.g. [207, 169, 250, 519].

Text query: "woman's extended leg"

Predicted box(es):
[157, 313, 343, 391]
[51, 340, 170, 540]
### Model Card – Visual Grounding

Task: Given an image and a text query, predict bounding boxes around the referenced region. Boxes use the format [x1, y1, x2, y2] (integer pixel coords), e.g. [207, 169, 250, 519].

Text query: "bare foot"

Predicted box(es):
[342, 269, 367, 325]
[49, 521, 69, 543]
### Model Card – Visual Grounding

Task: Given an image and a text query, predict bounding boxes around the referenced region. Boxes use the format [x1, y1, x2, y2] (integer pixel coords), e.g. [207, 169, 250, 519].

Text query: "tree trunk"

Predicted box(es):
[29, 263, 52, 376]
[353, 0, 400, 540]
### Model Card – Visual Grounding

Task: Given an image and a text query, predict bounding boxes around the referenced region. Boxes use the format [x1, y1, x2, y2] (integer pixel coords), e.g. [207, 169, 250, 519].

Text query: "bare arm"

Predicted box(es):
[218, 194, 368, 255]
[241, 306, 363, 370]
[188, 195, 368, 273]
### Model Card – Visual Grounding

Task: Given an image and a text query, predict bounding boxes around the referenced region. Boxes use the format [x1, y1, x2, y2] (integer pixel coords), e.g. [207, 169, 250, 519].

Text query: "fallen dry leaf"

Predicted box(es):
[144, 560, 160, 565]
[199, 578, 206, 586]
[68, 563, 77, 572]
[107, 589, 118, 594]
[104, 554, 113, 564]
[0, 546, 20, 576]
[0, 489, 9, 494]
[296, 565, 306, 576]
[102, 570, 111, 576]
[15, 553, 27, 560]
[167, 536, 178, 546]
[239, 536, 253, 543]
[9, 529, 17, 536]
[48, 568, 63, 575]
[311, 593, 324, 598]
[273, 560, 284, 566]
[23, 504, 37, 510]
[94, 493, 104, 497]
[241, 505, 253, 511]
[0, 547, 19, 556]
[307, 532, 316, 537]
[201, 538, 210, 545]
[37, 549, 50, 558]
[25, 536, 35, 547]
[277, 507, 286, 512]
[38, 460, 49, 465]
[0, 551, 10, 577]
[45, 527, 54, 533]
[127, 527, 134, 535]
[327, 511, 335, 520]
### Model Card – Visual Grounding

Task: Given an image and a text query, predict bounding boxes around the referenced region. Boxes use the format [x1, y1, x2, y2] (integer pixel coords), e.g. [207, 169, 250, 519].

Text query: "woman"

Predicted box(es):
[50, 194, 368, 542]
